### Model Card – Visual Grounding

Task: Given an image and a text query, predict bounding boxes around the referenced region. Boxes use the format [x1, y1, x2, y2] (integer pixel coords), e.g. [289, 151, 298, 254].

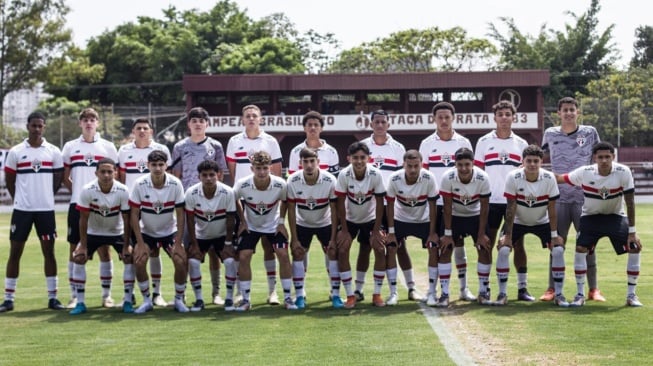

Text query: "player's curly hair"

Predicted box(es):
[250, 151, 272, 165]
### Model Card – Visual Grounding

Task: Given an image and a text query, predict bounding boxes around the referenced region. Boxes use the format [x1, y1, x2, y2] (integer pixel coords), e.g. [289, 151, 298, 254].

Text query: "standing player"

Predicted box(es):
[385, 150, 440, 306]
[419, 102, 476, 302]
[226, 105, 283, 305]
[233, 151, 296, 311]
[286, 148, 338, 308]
[62, 108, 119, 309]
[497, 145, 568, 306]
[0, 112, 65, 312]
[557, 142, 642, 307]
[540, 97, 603, 302]
[185, 160, 237, 312]
[118, 117, 172, 307]
[170, 107, 228, 306]
[129, 150, 188, 313]
[70, 159, 132, 314]
[474, 101, 530, 301]
[361, 110, 421, 302]
[335, 142, 386, 308]
[439, 148, 492, 307]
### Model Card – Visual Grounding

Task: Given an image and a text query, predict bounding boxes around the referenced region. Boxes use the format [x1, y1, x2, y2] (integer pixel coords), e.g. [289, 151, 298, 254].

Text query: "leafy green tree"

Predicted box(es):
[205, 37, 305, 74]
[489, 0, 617, 103]
[631, 25, 653, 68]
[329, 27, 497, 73]
[580, 66, 653, 147]
[44, 45, 106, 101]
[0, 0, 71, 129]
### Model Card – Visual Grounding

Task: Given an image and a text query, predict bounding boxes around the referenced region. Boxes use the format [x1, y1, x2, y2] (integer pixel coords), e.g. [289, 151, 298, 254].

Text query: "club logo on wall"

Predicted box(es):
[498, 89, 521, 109]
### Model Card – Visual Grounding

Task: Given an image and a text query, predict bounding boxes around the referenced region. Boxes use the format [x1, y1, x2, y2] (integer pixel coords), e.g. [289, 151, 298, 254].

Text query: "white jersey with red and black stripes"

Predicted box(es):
[226, 131, 282, 183]
[563, 162, 634, 217]
[286, 170, 337, 228]
[504, 168, 560, 226]
[418, 131, 472, 205]
[287, 140, 340, 176]
[439, 166, 491, 217]
[386, 168, 439, 223]
[117, 141, 171, 191]
[335, 164, 386, 224]
[474, 131, 528, 204]
[361, 134, 405, 185]
[62, 134, 119, 204]
[129, 173, 185, 237]
[184, 181, 236, 240]
[76, 179, 130, 236]
[234, 174, 286, 234]
[4, 138, 63, 211]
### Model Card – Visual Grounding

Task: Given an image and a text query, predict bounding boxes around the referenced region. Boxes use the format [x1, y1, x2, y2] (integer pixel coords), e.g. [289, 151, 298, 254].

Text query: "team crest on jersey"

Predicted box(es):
[354, 191, 366, 204]
[31, 159, 42, 172]
[373, 155, 384, 168]
[599, 186, 609, 199]
[442, 153, 452, 166]
[137, 159, 147, 173]
[205, 210, 216, 221]
[98, 205, 110, 217]
[207, 148, 215, 157]
[84, 152, 94, 166]
[525, 194, 536, 207]
[406, 195, 418, 207]
[306, 196, 317, 210]
[256, 201, 268, 214]
[153, 200, 164, 214]
[460, 194, 471, 205]
[576, 137, 586, 147]
[499, 150, 509, 164]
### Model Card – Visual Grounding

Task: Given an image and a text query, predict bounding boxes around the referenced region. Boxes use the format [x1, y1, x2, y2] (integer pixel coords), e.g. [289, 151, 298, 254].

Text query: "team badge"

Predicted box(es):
[441, 153, 451, 166]
[153, 200, 164, 214]
[406, 196, 418, 207]
[205, 211, 215, 221]
[460, 194, 471, 205]
[306, 196, 317, 210]
[525, 194, 536, 207]
[599, 186, 610, 199]
[499, 150, 509, 164]
[207, 149, 215, 157]
[99, 205, 110, 217]
[256, 201, 268, 214]
[354, 191, 366, 204]
[137, 159, 147, 173]
[576, 137, 586, 147]
[31, 159, 42, 172]
[84, 152, 94, 166]
[373, 155, 384, 168]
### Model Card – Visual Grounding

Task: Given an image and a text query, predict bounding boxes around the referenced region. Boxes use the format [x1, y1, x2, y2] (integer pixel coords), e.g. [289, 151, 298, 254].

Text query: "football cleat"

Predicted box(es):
[66, 297, 78, 309]
[386, 293, 399, 306]
[344, 295, 356, 309]
[459, 287, 477, 301]
[0, 300, 14, 313]
[213, 294, 225, 306]
[224, 299, 235, 312]
[372, 294, 385, 307]
[152, 294, 168, 307]
[284, 297, 298, 310]
[408, 288, 424, 301]
[426, 292, 438, 307]
[295, 296, 306, 309]
[626, 294, 643, 307]
[122, 301, 134, 313]
[102, 296, 115, 308]
[436, 294, 450, 308]
[354, 290, 365, 302]
[174, 299, 189, 313]
[588, 288, 606, 302]
[331, 296, 344, 309]
[267, 291, 280, 306]
[570, 294, 585, 307]
[235, 300, 251, 312]
[69, 302, 87, 315]
[539, 288, 555, 301]
[553, 294, 570, 308]
[517, 288, 535, 302]
[494, 293, 508, 306]
[477, 292, 492, 306]
[190, 299, 205, 312]
[48, 298, 65, 310]
[134, 301, 154, 314]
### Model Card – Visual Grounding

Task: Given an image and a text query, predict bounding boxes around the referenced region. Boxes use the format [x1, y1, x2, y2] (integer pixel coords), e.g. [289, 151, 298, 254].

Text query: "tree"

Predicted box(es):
[0, 0, 71, 129]
[580, 66, 653, 147]
[44, 45, 106, 102]
[329, 27, 497, 73]
[489, 0, 617, 103]
[631, 26, 653, 68]
[204, 37, 305, 74]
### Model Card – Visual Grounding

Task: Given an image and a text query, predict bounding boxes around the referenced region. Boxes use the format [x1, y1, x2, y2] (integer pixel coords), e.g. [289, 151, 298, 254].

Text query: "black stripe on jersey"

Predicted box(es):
[169, 156, 182, 170]
[397, 200, 427, 208]
[379, 166, 400, 171]
[516, 201, 549, 208]
[91, 210, 120, 218]
[584, 192, 623, 201]
[195, 214, 227, 222]
[347, 195, 373, 205]
[141, 207, 176, 215]
[297, 202, 329, 211]
[70, 162, 99, 168]
[484, 161, 521, 167]
[15, 168, 56, 174]
[126, 168, 149, 174]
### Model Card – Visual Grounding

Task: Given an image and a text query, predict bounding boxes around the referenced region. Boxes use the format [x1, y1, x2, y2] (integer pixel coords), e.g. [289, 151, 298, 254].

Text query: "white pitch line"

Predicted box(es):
[418, 302, 477, 366]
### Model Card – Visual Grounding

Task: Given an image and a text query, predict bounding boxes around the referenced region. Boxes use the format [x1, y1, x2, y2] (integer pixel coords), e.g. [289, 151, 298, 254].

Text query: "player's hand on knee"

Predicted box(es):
[497, 235, 513, 250]
[172, 243, 187, 267]
[133, 242, 149, 266]
[291, 240, 305, 258]
[628, 236, 642, 253]
[73, 246, 88, 264]
[476, 234, 491, 251]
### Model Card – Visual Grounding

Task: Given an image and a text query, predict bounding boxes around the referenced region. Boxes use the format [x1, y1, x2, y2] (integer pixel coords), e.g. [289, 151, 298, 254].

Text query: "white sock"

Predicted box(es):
[189, 258, 203, 301]
[428, 266, 438, 295]
[574, 251, 588, 296]
[68, 261, 75, 299]
[72, 263, 86, 303]
[210, 269, 221, 296]
[403, 269, 415, 290]
[264, 260, 277, 294]
[224, 258, 237, 301]
[150, 256, 162, 296]
[340, 270, 353, 297]
[328, 260, 341, 297]
[355, 271, 366, 293]
[437, 263, 451, 296]
[174, 283, 186, 301]
[386, 267, 398, 295]
[281, 278, 292, 300]
[123, 264, 134, 302]
[551, 246, 565, 295]
[454, 246, 468, 290]
[627, 253, 640, 296]
[4, 277, 17, 301]
[292, 261, 305, 297]
[46, 276, 58, 300]
[372, 270, 384, 295]
[138, 280, 151, 301]
[496, 246, 511, 295]
[477, 263, 491, 294]
[99, 260, 113, 299]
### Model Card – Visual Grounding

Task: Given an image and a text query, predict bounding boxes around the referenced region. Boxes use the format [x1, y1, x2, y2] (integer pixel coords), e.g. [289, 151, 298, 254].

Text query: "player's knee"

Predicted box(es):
[575, 246, 589, 254]
[498, 245, 511, 257]
[551, 245, 564, 259]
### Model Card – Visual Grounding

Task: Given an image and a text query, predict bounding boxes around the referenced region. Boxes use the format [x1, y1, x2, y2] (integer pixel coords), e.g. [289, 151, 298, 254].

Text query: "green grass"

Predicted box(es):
[0, 208, 651, 365]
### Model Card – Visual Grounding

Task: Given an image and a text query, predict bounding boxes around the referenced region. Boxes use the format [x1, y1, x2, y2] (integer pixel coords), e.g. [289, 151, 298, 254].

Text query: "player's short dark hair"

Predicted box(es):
[370, 109, 388, 120]
[558, 97, 578, 110]
[79, 108, 99, 120]
[250, 151, 271, 165]
[432, 102, 455, 116]
[454, 147, 474, 161]
[403, 149, 422, 162]
[147, 150, 168, 163]
[299, 147, 318, 160]
[522, 145, 544, 159]
[132, 117, 153, 129]
[96, 158, 117, 170]
[302, 111, 324, 127]
[27, 111, 46, 124]
[347, 141, 370, 156]
[197, 159, 221, 173]
[188, 107, 209, 120]
[592, 141, 615, 155]
[493, 100, 516, 115]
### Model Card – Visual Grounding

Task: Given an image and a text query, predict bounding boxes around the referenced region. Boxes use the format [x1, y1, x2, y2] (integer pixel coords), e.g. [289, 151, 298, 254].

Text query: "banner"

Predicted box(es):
[206, 113, 539, 134]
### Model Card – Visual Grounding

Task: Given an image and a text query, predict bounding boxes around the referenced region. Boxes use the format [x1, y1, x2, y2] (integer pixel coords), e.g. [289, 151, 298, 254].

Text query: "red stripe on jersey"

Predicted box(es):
[17, 161, 54, 168]
[234, 151, 248, 157]
[292, 197, 330, 204]
[581, 185, 623, 195]
[70, 154, 107, 162]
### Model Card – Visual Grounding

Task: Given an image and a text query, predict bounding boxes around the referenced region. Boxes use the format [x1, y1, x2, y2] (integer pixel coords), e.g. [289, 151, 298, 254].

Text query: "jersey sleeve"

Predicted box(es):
[373, 172, 386, 196]
[184, 188, 195, 213]
[504, 172, 518, 200]
[170, 143, 182, 176]
[120, 189, 131, 212]
[225, 187, 237, 214]
[287, 148, 300, 175]
[385, 178, 397, 201]
[418, 140, 429, 169]
[564, 166, 585, 187]
[52, 146, 64, 170]
[269, 139, 283, 165]
[211, 140, 228, 173]
[61, 142, 72, 167]
[473, 139, 485, 168]
[335, 171, 347, 196]
[76, 188, 91, 211]
[4, 149, 16, 173]
[548, 175, 560, 200]
[128, 183, 141, 207]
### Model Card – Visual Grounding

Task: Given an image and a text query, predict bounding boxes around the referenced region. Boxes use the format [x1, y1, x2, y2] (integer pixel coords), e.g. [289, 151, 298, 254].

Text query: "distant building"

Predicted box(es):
[2, 83, 51, 128]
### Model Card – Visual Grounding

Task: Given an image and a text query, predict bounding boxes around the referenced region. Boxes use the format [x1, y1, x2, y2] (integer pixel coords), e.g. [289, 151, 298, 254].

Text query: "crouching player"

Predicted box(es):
[234, 151, 296, 311]
[185, 160, 238, 312]
[498, 145, 567, 307]
[129, 150, 188, 313]
[385, 150, 440, 306]
[286, 148, 338, 308]
[70, 158, 132, 314]
[439, 148, 492, 306]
